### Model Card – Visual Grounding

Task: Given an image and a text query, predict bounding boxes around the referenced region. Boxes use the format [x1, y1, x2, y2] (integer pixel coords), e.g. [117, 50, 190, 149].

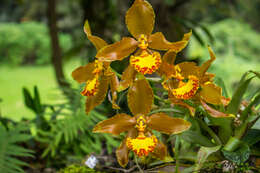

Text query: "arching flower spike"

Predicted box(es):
[71, 21, 120, 113]
[95, 0, 192, 91]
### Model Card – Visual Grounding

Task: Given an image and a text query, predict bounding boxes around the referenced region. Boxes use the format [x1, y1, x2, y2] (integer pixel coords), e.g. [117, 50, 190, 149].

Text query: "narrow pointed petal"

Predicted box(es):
[93, 113, 136, 135]
[200, 72, 215, 83]
[118, 65, 137, 92]
[116, 129, 138, 167]
[162, 50, 177, 65]
[199, 46, 216, 77]
[85, 76, 109, 113]
[147, 113, 191, 134]
[200, 82, 222, 105]
[127, 78, 154, 115]
[176, 62, 200, 78]
[84, 20, 107, 50]
[71, 62, 95, 83]
[148, 31, 192, 52]
[152, 140, 168, 160]
[109, 73, 120, 109]
[96, 37, 138, 61]
[200, 100, 234, 118]
[157, 50, 176, 78]
[125, 0, 155, 39]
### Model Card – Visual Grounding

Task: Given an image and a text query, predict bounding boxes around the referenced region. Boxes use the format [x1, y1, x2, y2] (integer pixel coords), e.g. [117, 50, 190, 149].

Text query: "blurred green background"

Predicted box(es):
[0, 0, 259, 121]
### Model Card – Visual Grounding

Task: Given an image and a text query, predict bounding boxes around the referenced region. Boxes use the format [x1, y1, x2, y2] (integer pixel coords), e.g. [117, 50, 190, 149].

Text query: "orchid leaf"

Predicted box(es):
[226, 71, 255, 115]
[195, 145, 221, 171]
[222, 142, 250, 164]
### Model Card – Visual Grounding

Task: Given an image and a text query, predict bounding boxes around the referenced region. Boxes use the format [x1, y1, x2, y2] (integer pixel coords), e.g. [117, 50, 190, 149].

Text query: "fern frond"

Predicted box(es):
[0, 124, 34, 173]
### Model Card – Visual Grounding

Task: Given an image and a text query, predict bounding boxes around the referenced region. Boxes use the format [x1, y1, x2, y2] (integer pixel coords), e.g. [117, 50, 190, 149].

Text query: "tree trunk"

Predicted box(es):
[47, 0, 69, 88]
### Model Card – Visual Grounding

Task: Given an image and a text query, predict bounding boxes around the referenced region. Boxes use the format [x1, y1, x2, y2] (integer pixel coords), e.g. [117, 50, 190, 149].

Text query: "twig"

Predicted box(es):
[135, 155, 144, 173]
[104, 165, 138, 173]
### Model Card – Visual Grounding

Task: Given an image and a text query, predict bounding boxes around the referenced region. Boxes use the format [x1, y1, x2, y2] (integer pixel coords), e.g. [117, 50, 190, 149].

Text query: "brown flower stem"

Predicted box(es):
[154, 95, 171, 104]
[197, 118, 222, 146]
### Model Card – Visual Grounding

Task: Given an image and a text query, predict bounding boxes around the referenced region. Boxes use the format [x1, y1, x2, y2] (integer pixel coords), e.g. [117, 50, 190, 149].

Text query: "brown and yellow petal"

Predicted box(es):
[109, 73, 120, 109]
[200, 82, 222, 105]
[127, 78, 154, 115]
[96, 37, 138, 61]
[200, 100, 234, 118]
[152, 140, 168, 160]
[199, 46, 216, 78]
[71, 62, 96, 83]
[200, 72, 215, 83]
[118, 65, 137, 92]
[84, 20, 108, 50]
[172, 75, 200, 100]
[85, 76, 109, 113]
[125, 0, 155, 39]
[148, 31, 192, 52]
[175, 62, 200, 78]
[93, 113, 136, 135]
[147, 112, 191, 135]
[130, 50, 161, 75]
[157, 50, 176, 78]
[116, 128, 138, 167]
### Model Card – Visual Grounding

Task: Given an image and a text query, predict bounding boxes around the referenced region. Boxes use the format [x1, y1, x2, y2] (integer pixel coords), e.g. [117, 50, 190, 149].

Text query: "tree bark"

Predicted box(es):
[47, 0, 69, 88]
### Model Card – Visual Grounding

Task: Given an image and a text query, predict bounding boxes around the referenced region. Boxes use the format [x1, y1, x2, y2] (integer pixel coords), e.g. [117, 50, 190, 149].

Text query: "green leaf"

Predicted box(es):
[214, 77, 229, 98]
[242, 129, 260, 146]
[241, 92, 260, 121]
[195, 145, 221, 171]
[207, 116, 233, 143]
[22, 87, 34, 111]
[33, 86, 43, 114]
[181, 130, 215, 147]
[226, 71, 255, 115]
[222, 142, 250, 164]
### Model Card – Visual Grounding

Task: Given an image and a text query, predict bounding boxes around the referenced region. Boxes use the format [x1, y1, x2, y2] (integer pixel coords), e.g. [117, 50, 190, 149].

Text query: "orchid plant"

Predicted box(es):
[72, 0, 260, 172]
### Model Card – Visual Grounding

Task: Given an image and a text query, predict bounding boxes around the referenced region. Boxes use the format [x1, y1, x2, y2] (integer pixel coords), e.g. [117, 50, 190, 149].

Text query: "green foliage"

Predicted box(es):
[0, 124, 33, 173]
[0, 22, 72, 65]
[188, 19, 260, 91]
[58, 164, 104, 173]
[222, 142, 250, 165]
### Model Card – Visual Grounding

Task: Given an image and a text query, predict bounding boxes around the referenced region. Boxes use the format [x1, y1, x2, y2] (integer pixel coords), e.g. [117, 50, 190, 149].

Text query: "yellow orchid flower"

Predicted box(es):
[94, 0, 191, 91]
[162, 47, 231, 117]
[71, 21, 120, 113]
[93, 112, 191, 167]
